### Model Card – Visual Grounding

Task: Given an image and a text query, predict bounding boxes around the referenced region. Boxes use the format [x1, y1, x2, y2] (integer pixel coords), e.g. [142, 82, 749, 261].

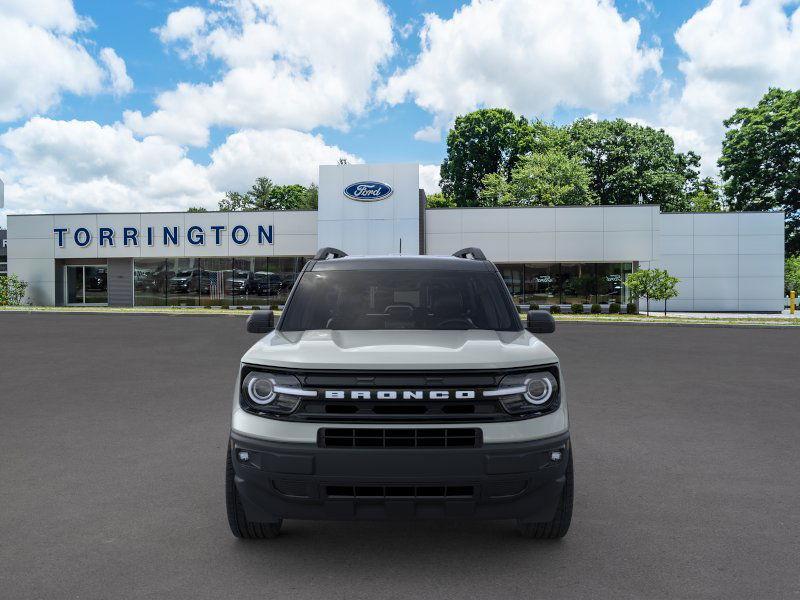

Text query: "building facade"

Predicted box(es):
[6, 163, 785, 312]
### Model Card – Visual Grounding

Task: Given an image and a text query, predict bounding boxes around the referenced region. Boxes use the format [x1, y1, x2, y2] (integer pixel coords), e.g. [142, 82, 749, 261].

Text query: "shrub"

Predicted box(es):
[570, 303, 583, 314]
[626, 302, 638, 315]
[530, 303, 539, 310]
[549, 304, 561, 314]
[0, 274, 28, 306]
[590, 303, 601, 314]
[271, 304, 280, 311]
[609, 302, 621, 314]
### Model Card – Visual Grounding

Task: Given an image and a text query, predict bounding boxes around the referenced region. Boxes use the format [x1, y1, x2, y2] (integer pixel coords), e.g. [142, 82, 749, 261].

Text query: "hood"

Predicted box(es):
[241, 329, 558, 371]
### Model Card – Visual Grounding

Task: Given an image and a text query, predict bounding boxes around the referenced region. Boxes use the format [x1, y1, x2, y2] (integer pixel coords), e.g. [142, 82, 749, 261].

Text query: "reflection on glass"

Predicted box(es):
[166, 258, 200, 306]
[523, 264, 559, 305]
[597, 263, 623, 305]
[560, 263, 595, 304]
[66, 266, 84, 304]
[130, 256, 310, 307]
[134, 259, 167, 306]
[499, 265, 524, 304]
[201, 258, 234, 307]
[84, 266, 108, 304]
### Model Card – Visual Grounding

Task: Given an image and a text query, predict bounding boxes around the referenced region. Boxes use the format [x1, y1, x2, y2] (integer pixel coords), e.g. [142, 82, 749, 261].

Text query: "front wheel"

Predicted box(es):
[225, 452, 282, 539]
[517, 451, 573, 539]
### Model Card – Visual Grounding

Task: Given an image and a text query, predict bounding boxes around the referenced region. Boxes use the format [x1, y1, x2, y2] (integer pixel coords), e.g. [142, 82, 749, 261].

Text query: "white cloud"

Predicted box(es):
[156, 6, 206, 44]
[0, 118, 362, 218]
[380, 0, 661, 141]
[0, 0, 83, 32]
[0, 1, 132, 121]
[418, 164, 441, 195]
[126, 0, 394, 146]
[0, 118, 214, 214]
[100, 48, 133, 96]
[656, 0, 800, 174]
[206, 129, 362, 193]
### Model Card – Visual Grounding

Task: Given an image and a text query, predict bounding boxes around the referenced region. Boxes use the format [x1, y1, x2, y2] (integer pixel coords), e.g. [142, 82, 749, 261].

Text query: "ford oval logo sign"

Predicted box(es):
[343, 181, 393, 202]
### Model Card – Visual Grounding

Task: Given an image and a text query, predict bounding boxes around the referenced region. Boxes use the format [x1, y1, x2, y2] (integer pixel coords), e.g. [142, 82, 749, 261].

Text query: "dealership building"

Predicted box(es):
[6, 162, 785, 312]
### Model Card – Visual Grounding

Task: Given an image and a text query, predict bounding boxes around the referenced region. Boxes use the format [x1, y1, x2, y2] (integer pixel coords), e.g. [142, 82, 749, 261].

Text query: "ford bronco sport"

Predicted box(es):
[226, 247, 572, 539]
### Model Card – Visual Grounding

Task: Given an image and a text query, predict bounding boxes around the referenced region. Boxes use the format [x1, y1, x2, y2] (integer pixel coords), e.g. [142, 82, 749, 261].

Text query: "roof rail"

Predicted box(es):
[313, 247, 348, 260]
[452, 247, 486, 261]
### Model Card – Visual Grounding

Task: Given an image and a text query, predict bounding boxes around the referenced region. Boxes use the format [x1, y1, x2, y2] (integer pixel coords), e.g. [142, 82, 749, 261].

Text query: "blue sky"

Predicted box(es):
[1, 0, 799, 221]
[57, 0, 703, 165]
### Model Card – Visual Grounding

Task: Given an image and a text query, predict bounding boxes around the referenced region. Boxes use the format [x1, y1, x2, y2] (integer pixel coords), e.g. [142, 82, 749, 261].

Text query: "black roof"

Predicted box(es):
[310, 255, 493, 272]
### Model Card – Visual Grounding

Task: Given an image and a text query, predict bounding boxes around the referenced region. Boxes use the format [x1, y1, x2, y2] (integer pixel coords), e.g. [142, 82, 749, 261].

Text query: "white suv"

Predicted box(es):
[226, 247, 572, 539]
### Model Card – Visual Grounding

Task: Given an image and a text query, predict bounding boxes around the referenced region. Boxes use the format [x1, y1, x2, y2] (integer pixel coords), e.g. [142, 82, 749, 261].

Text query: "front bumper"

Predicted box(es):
[230, 430, 570, 522]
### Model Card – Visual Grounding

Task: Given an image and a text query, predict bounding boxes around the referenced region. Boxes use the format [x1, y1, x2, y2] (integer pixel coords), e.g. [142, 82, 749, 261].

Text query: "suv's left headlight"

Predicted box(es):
[484, 367, 560, 416]
[239, 367, 317, 415]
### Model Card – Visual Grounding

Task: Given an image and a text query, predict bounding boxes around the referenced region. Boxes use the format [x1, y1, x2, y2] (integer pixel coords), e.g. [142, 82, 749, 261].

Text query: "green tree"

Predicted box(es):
[440, 109, 559, 206]
[425, 192, 456, 208]
[653, 271, 680, 315]
[719, 88, 800, 255]
[218, 178, 319, 211]
[504, 151, 594, 207]
[567, 118, 700, 211]
[686, 177, 725, 212]
[218, 190, 251, 212]
[245, 177, 275, 210]
[187, 206, 208, 213]
[786, 255, 800, 296]
[624, 268, 661, 316]
[477, 173, 510, 206]
[304, 183, 319, 210]
[0, 274, 28, 306]
[270, 184, 309, 210]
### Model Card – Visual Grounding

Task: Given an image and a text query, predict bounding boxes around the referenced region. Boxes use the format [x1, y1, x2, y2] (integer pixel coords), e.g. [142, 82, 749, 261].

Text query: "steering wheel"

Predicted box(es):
[436, 318, 473, 329]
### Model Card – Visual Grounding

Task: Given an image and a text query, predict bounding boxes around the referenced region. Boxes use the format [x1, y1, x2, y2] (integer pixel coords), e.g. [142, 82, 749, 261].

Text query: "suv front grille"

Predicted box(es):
[325, 485, 475, 499]
[319, 427, 482, 448]
[240, 367, 560, 423]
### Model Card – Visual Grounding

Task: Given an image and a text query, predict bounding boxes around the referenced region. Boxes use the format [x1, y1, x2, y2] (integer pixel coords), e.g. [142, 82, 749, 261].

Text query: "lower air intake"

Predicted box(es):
[325, 485, 475, 499]
[319, 428, 481, 448]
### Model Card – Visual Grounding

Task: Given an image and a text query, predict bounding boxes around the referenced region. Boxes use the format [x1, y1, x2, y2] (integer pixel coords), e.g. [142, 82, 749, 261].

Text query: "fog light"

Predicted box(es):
[549, 450, 562, 462]
[237, 450, 250, 462]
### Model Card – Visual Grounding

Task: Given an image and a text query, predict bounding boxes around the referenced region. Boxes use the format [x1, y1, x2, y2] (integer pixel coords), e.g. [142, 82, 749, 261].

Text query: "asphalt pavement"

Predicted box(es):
[1, 313, 798, 599]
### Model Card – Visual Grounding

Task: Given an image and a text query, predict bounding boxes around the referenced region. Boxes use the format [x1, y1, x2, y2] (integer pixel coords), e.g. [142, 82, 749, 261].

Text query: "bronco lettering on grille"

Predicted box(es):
[323, 390, 476, 400]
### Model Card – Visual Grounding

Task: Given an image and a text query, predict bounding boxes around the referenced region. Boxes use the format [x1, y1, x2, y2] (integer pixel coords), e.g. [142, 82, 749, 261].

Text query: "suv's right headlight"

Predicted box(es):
[240, 367, 317, 415]
[483, 368, 560, 416]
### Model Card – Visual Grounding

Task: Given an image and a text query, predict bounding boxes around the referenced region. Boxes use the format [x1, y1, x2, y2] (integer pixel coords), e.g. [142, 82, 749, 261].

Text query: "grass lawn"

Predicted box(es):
[1, 305, 798, 326]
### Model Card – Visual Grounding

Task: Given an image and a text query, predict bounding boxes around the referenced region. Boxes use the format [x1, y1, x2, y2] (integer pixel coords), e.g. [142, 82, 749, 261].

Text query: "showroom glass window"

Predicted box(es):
[523, 264, 559, 306]
[132, 256, 309, 307]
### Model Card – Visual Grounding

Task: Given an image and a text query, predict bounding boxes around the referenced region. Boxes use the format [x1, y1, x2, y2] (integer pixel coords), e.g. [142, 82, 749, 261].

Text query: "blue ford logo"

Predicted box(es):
[343, 181, 393, 202]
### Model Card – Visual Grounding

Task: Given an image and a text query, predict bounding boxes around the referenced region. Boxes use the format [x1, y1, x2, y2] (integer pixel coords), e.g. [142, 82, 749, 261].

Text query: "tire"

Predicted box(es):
[226, 451, 282, 539]
[517, 451, 573, 539]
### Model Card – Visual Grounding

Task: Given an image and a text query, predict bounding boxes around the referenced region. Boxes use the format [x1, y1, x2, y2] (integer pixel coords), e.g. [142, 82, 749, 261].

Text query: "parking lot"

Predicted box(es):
[1, 313, 798, 599]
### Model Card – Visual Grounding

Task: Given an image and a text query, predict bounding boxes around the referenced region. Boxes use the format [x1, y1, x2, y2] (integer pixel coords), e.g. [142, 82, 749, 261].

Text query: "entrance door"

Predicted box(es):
[65, 265, 108, 305]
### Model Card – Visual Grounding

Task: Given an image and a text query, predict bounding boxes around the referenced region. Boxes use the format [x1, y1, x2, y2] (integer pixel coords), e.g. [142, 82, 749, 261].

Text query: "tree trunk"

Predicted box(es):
[664, 298, 667, 316]
[646, 295, 650, 316]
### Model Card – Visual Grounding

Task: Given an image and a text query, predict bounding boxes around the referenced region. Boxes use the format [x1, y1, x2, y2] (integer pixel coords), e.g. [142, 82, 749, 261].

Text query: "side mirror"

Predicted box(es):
[246, 310, 274, 334]
[526, 310, 555, 334]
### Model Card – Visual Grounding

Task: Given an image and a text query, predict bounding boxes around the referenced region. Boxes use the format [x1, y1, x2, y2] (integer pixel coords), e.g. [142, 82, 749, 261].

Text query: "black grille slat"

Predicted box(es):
[325, 484, 475, 499]
[319, 428, 481, 449]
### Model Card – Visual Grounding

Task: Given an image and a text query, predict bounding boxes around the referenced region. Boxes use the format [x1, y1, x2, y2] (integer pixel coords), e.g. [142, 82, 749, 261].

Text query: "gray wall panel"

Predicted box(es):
[107, 258, 133, 306]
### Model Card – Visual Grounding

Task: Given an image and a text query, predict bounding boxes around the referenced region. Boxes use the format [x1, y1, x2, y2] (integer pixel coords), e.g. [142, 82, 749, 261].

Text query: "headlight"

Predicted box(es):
[524, 374, 554, 405]
[484, 368, 560, 416]
[245, 374, 275, 404]
[240, 368, 317, 415]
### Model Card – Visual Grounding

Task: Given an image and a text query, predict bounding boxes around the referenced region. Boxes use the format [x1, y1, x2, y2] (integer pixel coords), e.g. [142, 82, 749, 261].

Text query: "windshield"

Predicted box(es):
[279, 269, 520, 332]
